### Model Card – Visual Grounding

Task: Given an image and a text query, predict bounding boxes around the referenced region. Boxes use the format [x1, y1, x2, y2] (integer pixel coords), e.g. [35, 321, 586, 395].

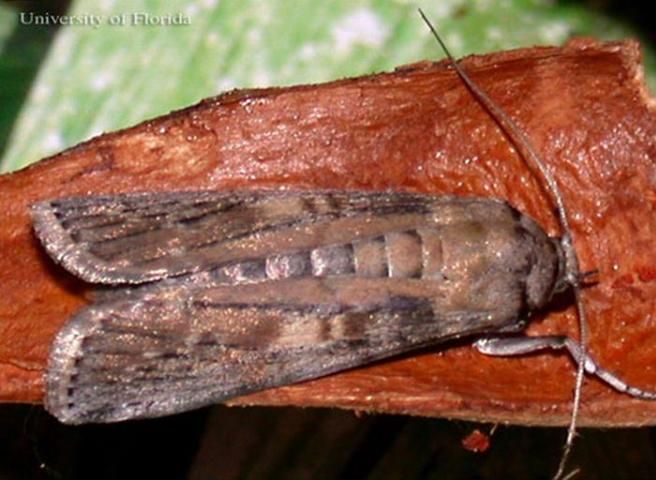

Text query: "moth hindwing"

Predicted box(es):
[32, 190, 565, 424]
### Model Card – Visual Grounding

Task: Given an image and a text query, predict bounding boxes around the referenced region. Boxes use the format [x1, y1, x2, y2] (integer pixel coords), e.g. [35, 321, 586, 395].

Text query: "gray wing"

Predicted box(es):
[31, 190, 430, 284]
[45, 276, 510, 424]
[31, 190, 507, 284]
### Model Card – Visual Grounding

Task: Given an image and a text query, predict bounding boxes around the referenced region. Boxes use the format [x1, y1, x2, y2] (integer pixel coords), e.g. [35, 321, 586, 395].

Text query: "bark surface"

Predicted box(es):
[1, 39, 655, 426]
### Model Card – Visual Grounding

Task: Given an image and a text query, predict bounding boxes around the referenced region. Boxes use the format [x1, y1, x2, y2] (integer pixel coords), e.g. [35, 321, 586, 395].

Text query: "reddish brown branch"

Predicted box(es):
[1, 39, 655, 426]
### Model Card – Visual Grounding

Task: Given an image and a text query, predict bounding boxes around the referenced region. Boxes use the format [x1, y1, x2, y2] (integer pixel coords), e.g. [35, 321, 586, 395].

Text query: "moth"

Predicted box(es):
[32, 186, 656, 426]
[30, 10, 656, 479]
[33, 191, 566, 424]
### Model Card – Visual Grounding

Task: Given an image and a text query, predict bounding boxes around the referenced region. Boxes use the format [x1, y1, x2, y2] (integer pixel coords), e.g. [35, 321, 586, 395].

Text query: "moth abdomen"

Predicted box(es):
[215, 230, 426, 283]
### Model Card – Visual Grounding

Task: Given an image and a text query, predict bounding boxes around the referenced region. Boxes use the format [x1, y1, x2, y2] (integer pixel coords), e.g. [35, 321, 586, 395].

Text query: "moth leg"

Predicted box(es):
[474, 336, 656, 400]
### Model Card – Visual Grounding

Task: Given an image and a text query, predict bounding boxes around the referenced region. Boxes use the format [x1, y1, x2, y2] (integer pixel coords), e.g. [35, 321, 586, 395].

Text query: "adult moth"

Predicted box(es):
[28, 9, 656, 478]
[33, 191, 566, 424]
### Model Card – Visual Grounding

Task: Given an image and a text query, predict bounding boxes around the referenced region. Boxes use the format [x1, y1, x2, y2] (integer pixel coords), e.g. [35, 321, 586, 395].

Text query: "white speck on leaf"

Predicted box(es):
[99, 0, 115, 12]
[253, 68, 271, 87]
[200, 0, 219, 9]
[216, 77, 236, 92]
[43, 132, 64, 152]
[185, 3, 200, 17]
[445, 32, 464, 55]
[432, 0, 462, 19]
[540, 21, 571, 44]
[486, 26, 503, 41]
[90, 71, 114, 91]
[332, 8, 389, 54]
[89, 124, 108, 139]
[298, 43, 318, 61]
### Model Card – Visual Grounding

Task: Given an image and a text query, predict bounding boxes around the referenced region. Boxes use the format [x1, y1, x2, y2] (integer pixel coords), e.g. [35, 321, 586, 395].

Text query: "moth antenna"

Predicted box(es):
[417, 8, 587, 479]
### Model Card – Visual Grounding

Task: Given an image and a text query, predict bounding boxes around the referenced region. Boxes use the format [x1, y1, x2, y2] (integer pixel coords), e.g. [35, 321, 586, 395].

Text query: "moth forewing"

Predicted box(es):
[44, 282, 505, 423]
[32, 190, 449, 284]
[35, 191, 566, 424]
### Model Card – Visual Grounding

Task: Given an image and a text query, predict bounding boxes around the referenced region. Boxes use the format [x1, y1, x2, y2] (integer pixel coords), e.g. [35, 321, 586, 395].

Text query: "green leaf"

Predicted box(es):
[1, 0, 654, 172]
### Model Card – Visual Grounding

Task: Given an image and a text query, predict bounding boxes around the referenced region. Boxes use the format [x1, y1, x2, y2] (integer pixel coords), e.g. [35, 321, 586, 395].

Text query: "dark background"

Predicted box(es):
[2, 404, 656, 479]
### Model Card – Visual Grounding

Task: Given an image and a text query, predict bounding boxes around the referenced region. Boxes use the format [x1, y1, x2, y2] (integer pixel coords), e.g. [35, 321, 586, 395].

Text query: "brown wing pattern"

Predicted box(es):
[46, 275, 514, 424]
[31, 191, 520, 284]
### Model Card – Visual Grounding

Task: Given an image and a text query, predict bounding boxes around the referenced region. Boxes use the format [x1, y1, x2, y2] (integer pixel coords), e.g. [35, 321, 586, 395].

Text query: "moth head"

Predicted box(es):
[520, 216, 568, 311]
